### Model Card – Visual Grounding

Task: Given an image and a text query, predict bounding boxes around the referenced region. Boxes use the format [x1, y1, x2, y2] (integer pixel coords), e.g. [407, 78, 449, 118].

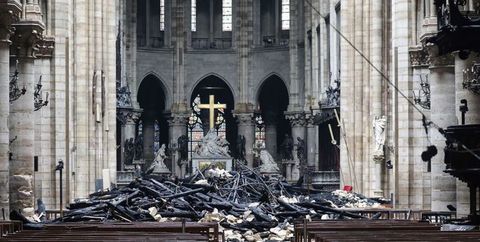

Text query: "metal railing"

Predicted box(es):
[262, 35, 289, 47]
[191, 38, 232, 49]
[137, 35, 164, 48]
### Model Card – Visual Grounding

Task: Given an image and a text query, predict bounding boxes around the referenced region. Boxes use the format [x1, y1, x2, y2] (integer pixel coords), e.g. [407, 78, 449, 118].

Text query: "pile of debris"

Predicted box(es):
[39, 164, 382, 241]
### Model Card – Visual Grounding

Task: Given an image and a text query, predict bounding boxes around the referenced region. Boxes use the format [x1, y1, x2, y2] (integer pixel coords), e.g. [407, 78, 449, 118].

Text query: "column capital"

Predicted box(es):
[409, 45, 430, 67]
[168, 112, 189, 126]
[0, 0, 22, 42]
[11, 21, 44, 58]
[234, 112, 254, 126]
[426, 43, 454, 69]
[36, 36, 55, 58]
[117, 107, 142, 126]
[285, 111, 307, 127]
[305, 113, 316, 126]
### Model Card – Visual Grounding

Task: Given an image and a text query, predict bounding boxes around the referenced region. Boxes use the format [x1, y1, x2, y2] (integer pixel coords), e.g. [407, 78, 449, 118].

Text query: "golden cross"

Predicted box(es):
[198, 95, 227, 130]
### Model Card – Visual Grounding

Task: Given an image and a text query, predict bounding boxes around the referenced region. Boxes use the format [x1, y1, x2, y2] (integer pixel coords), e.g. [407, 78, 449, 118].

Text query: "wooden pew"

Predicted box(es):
[294, 220, 480, 242]
[2, 222, 220, 242]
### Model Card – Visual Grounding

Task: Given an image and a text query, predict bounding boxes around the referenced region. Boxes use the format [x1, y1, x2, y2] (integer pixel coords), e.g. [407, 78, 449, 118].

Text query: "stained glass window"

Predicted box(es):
[188, 112, 203, 160]
[191, 0, 197, 32]
[154, 120, 160, 153]
[281, 0, 290, 30]
[222, 0, 232, 31]
[254, 114, 266, 149]
[160, 0, 165, 31]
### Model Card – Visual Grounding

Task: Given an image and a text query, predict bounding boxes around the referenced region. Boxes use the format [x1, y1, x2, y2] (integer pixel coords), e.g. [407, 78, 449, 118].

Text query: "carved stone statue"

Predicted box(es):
[296, 137, 306, 163]
[373, 116, 387, 161]
[194, 130, 230, 158]
[192, 94, 201, 114]
[134, 135, 144, 160]
[124, 138, 135, 165]
[259, 149, 280, 173]
[280, 134, 294, 160]
[236, 135, 246, 160]
[148, 144, 170, 174]
[177, 134, 189, 161]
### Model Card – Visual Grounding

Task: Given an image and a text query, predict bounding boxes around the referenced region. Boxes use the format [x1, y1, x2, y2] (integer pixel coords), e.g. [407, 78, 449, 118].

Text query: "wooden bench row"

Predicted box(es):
[0, 220, 23, 237]
[309, 230, 480, 242]
[1, 221, 221, 242]
[294, 220, 480, 242]
[2, 230, 209, 242]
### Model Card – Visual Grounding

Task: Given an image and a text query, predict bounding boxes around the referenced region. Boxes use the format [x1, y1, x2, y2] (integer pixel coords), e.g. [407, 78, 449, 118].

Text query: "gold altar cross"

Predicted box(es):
[198, 95, 227, 130]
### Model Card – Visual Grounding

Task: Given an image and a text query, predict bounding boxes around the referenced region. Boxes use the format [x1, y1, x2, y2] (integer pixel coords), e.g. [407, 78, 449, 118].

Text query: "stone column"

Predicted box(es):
[274, 0, 280, 43]
[168, 113, 188, 177]
[305, 115, 317, 170]
[142, 111, 156, 162]
[235, 113, 255, 168]
[145, 0, 151, 47]
[370, 0, 384, 198]
[252, 0, 261, 46]
[209, 0, 214, 44]
[454, 53, 480, 217]
[264, 112, 277, 160]
[428, 47, 456, 212]
[286, 112, 306, 182]
[0, 0, 21, 216]
[9, 21, 43, 216]
[117, 108, 142, 170]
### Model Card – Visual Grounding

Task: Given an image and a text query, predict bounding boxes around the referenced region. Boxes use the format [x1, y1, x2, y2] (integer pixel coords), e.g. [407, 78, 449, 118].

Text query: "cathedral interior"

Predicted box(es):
[1, 0, 480, 240]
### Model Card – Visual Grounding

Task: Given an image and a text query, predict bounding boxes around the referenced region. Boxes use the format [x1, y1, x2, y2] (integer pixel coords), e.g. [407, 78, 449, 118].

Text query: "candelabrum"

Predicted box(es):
[413, 74, 431, 109]
[34, 75, 49, 111]
[9, 60, 26, 103]
[463, 62, 480, 95]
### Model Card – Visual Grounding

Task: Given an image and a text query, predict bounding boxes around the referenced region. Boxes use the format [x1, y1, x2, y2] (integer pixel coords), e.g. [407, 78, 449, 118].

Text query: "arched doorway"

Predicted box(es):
[189, 75, 236, 158]
[138, 74, 169, 165]
[257, 75, 290, 162]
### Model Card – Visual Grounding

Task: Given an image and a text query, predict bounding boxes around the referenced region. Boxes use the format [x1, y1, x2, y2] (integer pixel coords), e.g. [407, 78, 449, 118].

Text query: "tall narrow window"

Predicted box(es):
[222, 0, 232, 31]
[281, 0, 290, 30]
[160, 0, 165, 31]
[191, 0, 197, 32]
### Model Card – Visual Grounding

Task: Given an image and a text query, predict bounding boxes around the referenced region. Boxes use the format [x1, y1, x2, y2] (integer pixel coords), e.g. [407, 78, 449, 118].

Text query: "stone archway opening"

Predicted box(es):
[189, 75, 236, 158]
[137, 74, 169, 167]
[257, 75, 290, 163]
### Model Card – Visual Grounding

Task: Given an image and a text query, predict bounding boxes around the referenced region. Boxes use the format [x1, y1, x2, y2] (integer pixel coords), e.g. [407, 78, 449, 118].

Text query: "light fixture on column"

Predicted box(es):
[412, 74, 431, 109]
[9, 60, 26, 103]
[463, 61, 480, 95]
[34, 75, 49, 111]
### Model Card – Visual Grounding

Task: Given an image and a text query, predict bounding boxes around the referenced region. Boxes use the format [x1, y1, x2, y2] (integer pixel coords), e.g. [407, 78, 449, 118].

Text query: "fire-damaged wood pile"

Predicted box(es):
[23, 163, 384, 241]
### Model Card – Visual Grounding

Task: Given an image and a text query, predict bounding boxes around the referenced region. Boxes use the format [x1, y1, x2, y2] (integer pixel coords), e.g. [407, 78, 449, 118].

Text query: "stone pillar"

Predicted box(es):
[454, 53, 480, 217]
[9, 21, 43, 216]
[286, 112, 306, 181]
[428, 47, 456, 212]
[0, 0, 21, 216]
[252, 0, 261, 46]
[145, 0, 151, 47]
[117, 108, 142, 170]
[305, 115, 316, 170]
[168, 113, 188, 177]
[264, 112, 277, 160]
[142, 111, 156, 162]
[370, 0, 384, 198]
[209, 0, 214, 44]
[235, 113, 255, 168]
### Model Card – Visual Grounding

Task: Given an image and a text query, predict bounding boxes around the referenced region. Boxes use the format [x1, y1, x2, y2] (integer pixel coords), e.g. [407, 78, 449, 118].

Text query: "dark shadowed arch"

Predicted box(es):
[257, 74, 290, 161]
[137, 74, 169, 162]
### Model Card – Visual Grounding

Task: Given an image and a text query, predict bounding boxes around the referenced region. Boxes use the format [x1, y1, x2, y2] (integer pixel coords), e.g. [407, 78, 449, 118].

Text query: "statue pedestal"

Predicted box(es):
[282, 160, 295, 182]
[192, 157, 233, 171]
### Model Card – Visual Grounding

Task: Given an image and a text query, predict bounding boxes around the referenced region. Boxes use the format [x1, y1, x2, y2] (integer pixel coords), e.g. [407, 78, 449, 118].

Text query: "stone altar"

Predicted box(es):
[192, 130, 233, 171]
